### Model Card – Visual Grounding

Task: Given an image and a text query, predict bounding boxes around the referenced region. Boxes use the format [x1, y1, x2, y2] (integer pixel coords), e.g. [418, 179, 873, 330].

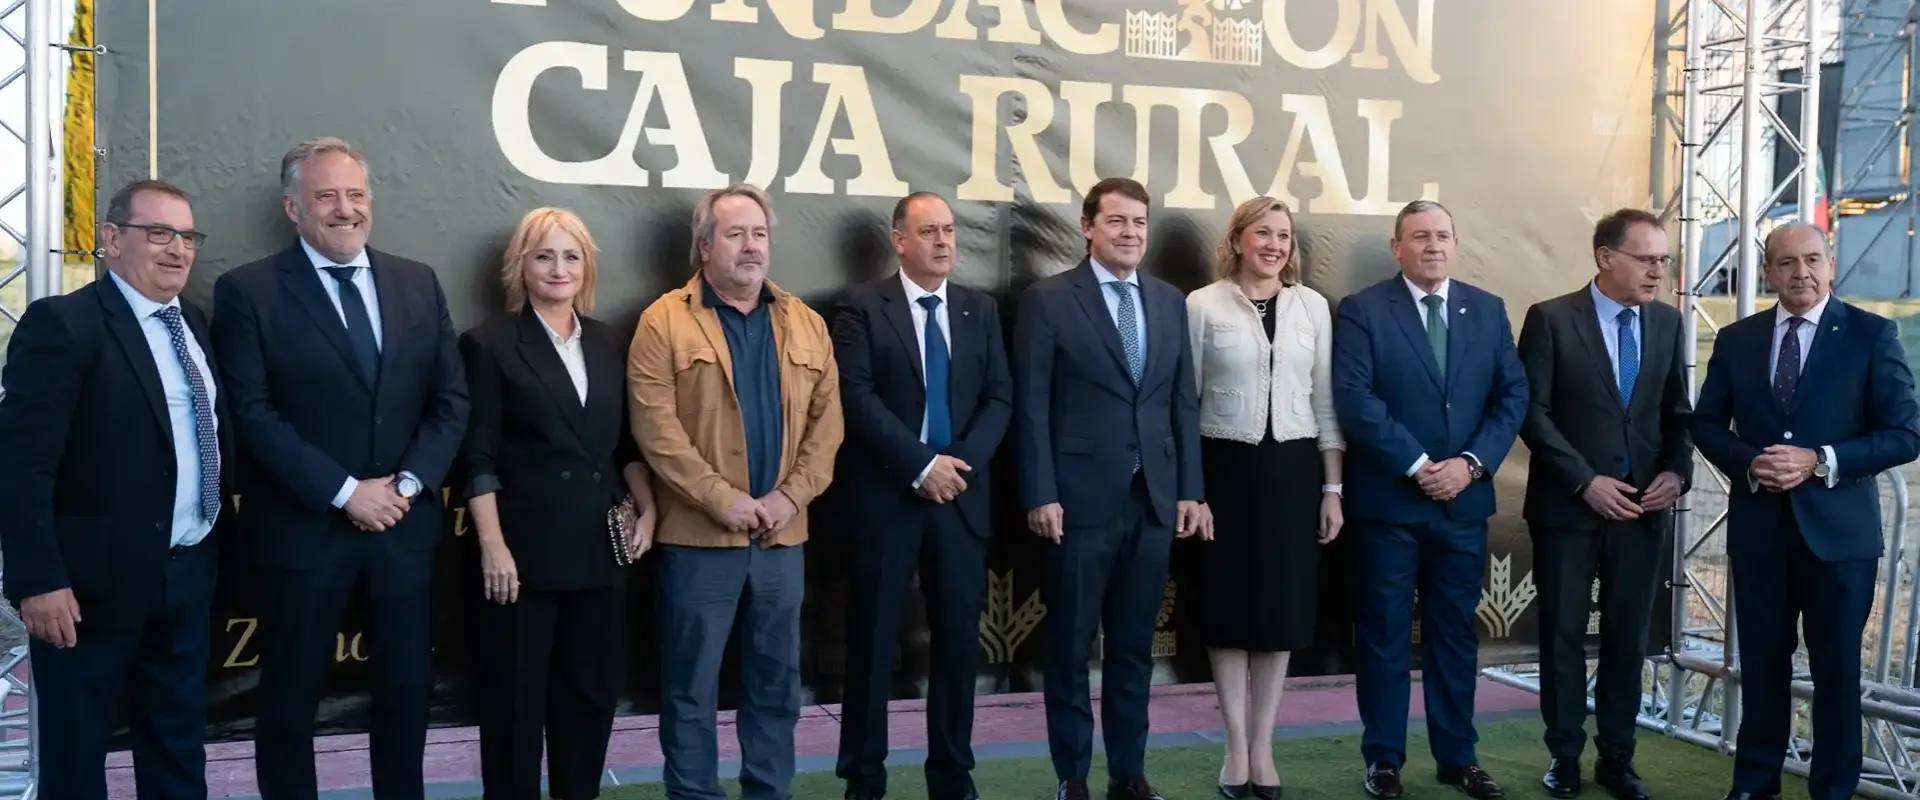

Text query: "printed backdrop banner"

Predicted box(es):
[94, 0, 1662, 740]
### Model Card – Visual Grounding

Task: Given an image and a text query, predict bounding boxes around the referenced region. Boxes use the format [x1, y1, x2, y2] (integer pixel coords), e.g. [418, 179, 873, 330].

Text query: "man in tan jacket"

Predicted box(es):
[627, 182, 843, 800]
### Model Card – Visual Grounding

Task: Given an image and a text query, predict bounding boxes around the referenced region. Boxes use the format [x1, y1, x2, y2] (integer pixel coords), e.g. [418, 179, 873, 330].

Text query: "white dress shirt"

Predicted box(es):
[536, 310, 589, 405]
[901, 271, 951, 488]
[109, 271, 219, 547]
[1758, 294, 1839, 489]
[1398, 276, 1481, 478]
[301, 238, 421, 507]
[1588, 281, 1642, 387]
[1091, 257, 1148, 367]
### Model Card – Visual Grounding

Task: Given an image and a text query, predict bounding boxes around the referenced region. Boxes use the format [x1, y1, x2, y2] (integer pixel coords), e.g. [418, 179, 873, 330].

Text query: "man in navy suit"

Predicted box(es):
[832, 191, 1012, 800]
[1014, 177, 1209, 800]
[0, 179, 227, 800]
[1690, 222, 1920, 800]
[1332, 200, 1528, 800]
[213, 137, 470, 800]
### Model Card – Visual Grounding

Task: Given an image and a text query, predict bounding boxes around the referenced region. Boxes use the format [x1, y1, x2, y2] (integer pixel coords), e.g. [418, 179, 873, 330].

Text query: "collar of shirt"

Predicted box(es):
[301, 237, 370, 270]
[899, 269, 948, 306]
[1089, 257, 1140, 289]
[108, 269, 181, 319]
[1774, 292, 1832, 329]
[1589, 280, 1639, 324]
[700, 276, 775, 309]
[1402, 274, 1450, 305]
[533, 309, 583, 347]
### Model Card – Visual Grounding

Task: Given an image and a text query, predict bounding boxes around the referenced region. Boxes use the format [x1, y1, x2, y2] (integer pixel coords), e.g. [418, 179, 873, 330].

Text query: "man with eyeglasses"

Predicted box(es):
[213, 137, 469, 800]
[1516, 209, 1693, 800]
[0, 179, 228, 799]
[831, 191, 1012, 800]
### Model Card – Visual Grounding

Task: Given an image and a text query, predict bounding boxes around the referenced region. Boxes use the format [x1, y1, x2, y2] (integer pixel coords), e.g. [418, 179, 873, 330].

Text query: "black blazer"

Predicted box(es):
[212, 242, 470, 568]
[0, 278, 232, 630]
[830, 274, 1013, 539]
[1013, 260, 1204, 529]
[458, 308, 640, 590]
[1517, 285, 1693, 529]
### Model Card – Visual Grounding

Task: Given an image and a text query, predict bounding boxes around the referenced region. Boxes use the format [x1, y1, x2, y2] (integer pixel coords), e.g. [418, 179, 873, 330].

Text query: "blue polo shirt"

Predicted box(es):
[703, 279, 784, 498]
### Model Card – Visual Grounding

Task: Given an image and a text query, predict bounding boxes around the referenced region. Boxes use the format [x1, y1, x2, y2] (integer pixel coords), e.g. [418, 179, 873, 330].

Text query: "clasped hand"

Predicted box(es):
[916, 455, 972, 504]
[1416, 458, 1472, 501]
[1751, 444, 1819, 493]
[346, 475, 412, 532]
[721, 490, 800, 539]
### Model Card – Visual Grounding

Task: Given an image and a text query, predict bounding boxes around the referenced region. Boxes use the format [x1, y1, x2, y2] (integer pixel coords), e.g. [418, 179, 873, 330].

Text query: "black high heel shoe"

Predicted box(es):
[1251, 784, 1283, 800]
[1220, 767, 1251, 799]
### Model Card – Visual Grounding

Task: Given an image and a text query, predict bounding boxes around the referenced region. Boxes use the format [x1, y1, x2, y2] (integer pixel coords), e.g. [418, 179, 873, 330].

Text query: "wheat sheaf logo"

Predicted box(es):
[978, 569, 1046, 664]
[1124, 0, 1263, 66]
[1475, 553, 1538, 639]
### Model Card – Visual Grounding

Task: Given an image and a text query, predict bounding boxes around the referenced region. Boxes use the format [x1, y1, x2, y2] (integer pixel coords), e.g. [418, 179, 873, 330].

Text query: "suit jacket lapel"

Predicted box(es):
[1070, 262, 1134, 387]
[1790, 301, 1847, 417]
[279, 246, 372, 393]
[1568, 289, 1627, 410]
[880, 276, 925, 388]
[370, 251, 404, 395]
[95, 281, 173, 448]
[516, 309, 590, 450]
[1628, 303, 1668, 414]
[1387, 289, 1443, 390]
[582, 321, 625, 452]
[946, 286, 977, 410]
[1444, 289, 1471, 395]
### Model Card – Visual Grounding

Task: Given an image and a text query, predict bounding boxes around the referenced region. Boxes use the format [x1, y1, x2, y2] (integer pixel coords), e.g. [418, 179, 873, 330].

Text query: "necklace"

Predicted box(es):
[1251, 296, 1275, 319]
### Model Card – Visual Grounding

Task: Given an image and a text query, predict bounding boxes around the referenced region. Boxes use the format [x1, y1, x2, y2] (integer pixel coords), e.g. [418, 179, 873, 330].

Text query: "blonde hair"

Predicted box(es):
[501, 207, 599, 315]
[1215, 196, 1302, 285]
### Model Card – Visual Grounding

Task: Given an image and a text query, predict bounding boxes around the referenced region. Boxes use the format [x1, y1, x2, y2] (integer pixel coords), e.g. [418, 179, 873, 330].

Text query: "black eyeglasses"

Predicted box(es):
[116, 223, 206, 249]
[1606, 247, 1672, 269]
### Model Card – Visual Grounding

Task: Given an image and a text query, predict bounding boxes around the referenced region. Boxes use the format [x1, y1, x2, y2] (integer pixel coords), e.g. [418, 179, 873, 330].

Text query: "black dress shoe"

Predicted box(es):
[1721, 792, 1780, 800]
[1250, 784, 1282, 800]
[1108, 776, 1169, 800]
[1438, 763, 1505, 799]
[1057, 780, 1092, 800]
[1595, 757, 1651, 800]
[1365, 763, 1405, 800]
[1542, 757, 1581, 798]
[845, 787, 884, 800]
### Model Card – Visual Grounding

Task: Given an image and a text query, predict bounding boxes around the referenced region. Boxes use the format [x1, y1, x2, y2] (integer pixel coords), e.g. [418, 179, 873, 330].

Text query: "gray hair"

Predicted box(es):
[689, 183, 776, 267]
[1762, 221, 1833, 264]
[1393, 199, 1453, 239]
[280, 137, 371, 198]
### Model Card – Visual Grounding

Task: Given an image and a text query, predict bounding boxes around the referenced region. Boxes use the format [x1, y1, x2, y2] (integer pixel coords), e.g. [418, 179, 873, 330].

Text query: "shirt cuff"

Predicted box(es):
[1821, 446, 1839, 488]
[1747, 468, 1760, 494]
[1405, 454, 1430, 477]
[912, 456, 938, 490]
[332, 478, 358, 509]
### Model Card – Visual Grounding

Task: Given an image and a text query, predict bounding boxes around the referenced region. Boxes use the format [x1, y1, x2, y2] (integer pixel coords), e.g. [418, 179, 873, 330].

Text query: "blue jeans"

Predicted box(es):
[657, 543, 805, 800]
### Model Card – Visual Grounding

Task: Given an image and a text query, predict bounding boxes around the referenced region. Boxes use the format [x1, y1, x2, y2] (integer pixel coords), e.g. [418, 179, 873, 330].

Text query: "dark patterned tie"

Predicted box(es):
[154, 307, 221, 522]
[1110, 282, 1143, 473]
[917, 295, 951, 450]
[1774, 316, 1805, 407]
[1421, 294, 1447, 377]
[325, 266, 381, 385]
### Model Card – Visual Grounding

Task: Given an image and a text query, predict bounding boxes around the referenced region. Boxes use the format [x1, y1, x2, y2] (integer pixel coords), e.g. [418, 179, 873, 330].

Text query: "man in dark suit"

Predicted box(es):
[832, 191, 1013, 800]
[1517, 209, 1693, 800]
[1690, 222, 1920, 800]
[1332, 200, 1527, 800]
[0, 179, 225, 800]
[1014, 177, 1208, 800]
[213, 137, 470, 800]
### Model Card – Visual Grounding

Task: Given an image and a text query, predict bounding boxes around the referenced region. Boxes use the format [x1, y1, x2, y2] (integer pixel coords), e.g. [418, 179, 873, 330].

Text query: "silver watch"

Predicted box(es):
[395, 475, 422, 499]
[1322, 483, 1343, 496]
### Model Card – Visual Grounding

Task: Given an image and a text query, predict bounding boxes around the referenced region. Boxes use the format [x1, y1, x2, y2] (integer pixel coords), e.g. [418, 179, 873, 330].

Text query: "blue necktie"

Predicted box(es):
[325, 266, 381, 385]
[155, 307, 221, 522]
[1111, 282, 1143, 385]
[1616, 307, 1639, 477]
[1775, 316, 1805, 407]
[918, 295, 951, 451]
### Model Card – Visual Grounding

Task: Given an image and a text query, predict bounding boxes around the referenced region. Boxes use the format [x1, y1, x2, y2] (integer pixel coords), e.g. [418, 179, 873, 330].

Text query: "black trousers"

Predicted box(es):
[1532, 514, 1668, 762]
[1042, 474, 1171, 783]
[474, 582, 626, 800]
[836, 508, 988, 799]
[254, 539, 435, 800]
[33, 541, 215, 800]
[1731, 507, 1876, 800]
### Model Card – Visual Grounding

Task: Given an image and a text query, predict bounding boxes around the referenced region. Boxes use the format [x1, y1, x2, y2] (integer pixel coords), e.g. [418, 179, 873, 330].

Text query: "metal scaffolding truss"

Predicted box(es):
[1831, 0, 1918, 294]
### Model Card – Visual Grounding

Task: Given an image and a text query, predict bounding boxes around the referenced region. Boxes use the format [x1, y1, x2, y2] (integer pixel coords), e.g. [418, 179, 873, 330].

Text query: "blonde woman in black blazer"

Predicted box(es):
[459, 207, 657, 800]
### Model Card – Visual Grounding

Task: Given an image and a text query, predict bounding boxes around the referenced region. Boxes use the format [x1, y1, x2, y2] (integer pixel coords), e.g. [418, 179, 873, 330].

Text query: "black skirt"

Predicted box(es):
[1194, 434, 1325, 652]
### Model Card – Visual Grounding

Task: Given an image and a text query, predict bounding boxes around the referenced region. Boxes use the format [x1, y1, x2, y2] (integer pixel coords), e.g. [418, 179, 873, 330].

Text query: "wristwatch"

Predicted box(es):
[1813, 449, 1831, 480]
[394, 474, 422, 499]
[1322, 484, 1344, 497]
[1464, 454, 1487, 481]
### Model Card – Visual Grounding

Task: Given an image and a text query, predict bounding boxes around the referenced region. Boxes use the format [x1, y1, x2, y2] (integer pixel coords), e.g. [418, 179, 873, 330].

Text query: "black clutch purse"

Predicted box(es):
[608, 492, 639, 567]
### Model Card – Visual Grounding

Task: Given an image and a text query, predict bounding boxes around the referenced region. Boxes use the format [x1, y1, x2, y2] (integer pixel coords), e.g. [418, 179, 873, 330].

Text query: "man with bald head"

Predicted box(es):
[1691, 222, 1920, 800]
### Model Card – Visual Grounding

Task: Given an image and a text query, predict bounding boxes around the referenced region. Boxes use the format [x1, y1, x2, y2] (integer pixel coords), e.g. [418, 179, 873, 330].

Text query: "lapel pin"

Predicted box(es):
[1831, 326, 1838, 332]
[1458, 307, 1466, 314]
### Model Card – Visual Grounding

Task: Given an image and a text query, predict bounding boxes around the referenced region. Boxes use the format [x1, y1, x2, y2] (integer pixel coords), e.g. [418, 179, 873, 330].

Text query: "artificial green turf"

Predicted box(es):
[530, 716, 1790, 799]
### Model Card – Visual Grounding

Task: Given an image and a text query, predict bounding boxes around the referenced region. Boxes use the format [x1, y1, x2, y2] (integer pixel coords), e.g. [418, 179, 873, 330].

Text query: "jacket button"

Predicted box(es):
[1784, 431, 1794, 440]
[732, 449, 744, 456]
[592, 472, 602, 481]
[561, 470, 572, 480]
[376, 416, 384, 425]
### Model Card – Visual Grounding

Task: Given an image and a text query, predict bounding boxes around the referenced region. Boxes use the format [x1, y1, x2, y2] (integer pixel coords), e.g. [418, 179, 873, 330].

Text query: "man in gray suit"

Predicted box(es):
[1516, 208, 1693, 800]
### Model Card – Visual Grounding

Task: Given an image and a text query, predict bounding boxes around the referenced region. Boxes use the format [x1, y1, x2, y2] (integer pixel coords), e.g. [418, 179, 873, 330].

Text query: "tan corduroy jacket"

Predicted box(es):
[626, 274, 843, 548]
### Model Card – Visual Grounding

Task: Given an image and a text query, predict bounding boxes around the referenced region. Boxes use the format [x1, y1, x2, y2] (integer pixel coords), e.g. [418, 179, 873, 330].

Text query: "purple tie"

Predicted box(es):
[1774, 316, 1805, 407]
